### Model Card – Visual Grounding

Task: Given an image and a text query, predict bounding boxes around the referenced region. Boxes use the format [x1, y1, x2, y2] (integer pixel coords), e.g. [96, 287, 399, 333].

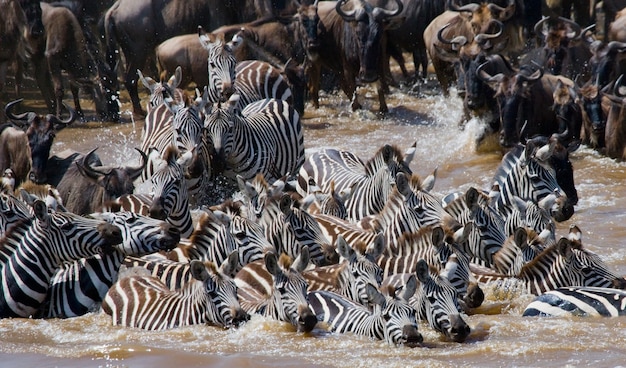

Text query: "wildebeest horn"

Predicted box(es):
[129, 148, 149, 180]
[607, 41, 626, 53]
[4, 99, 36, 122]
[475, 20, 503, 45]
[78, 147, 109, 179]
[447, 0, 480, 13]
[579, 24, 595, 40]
[336, 0, 358, 21]
[373, 0, 403, 19]
[518, 66, 544, 82]
[437, 23, 468, 50]
[487, 0, 516, 21]
[557, 16, 582, 39]
[614, 74, 626, 97]
[533, 16, 551, 40]
[476, 60, 505, 84]
[51, 103, 77, 127]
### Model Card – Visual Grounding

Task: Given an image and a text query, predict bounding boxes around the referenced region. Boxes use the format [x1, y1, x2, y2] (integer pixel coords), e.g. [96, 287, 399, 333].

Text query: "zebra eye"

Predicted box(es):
[427, 296, 437, 304]
[383, 312, 391, 321]
[61, 222, 74, 231]
[278, 286, 286, 294]
[209, 62, 216, 68]
[234, 231, 246, 240]
[126, 215, 137, 224]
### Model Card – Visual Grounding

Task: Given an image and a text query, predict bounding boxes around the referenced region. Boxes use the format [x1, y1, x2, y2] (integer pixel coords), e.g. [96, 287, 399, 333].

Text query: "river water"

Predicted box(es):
[2, 71, 626, 367]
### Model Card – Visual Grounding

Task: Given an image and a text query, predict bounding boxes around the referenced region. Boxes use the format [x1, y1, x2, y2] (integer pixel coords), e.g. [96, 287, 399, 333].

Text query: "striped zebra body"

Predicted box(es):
[382, 259, 471, 342]
[102, 255, 248, 330]
[0, 191, 33, 238]
[40, 212, 180, 318]
[475, 236, 626, 295]
[490, 142, 570, 222]
[105, 146, 193, 238]
[234, 249, 317, 332]
[296, 143, 414, 221]
[308, 281, 422, 346]
[234, 60, 293, 109]
[312, 213, 381, 252]
[503, 196, 556, 245]
[522, 287, 626, 317]
[262, 194, 338, 267]
[491, 227, 548, 277]
[205, 94, 304, 184]
[0, 200, 123, 318]
[300, 179, 349, 220]
[303, 235, 384, 306]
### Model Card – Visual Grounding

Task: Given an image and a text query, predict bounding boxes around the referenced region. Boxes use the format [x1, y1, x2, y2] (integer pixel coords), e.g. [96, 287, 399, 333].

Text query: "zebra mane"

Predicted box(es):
[363, 144, 406, 176]
[278, 253, 293, 270]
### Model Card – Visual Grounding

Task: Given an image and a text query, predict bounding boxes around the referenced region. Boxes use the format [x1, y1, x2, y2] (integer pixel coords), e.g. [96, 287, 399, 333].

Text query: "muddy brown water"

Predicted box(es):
[2, 72, 626, 367]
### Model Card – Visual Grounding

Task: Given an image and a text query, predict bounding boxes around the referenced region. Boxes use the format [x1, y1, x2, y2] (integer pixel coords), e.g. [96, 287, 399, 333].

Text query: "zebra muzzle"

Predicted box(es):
[232, 307, 250, 327]
[297, 305, 318, 333]
[402, 324, 423, 346]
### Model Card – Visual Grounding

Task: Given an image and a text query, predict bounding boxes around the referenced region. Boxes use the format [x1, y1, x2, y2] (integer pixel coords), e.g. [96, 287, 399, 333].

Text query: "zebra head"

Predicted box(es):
[32, 200, 123, 260]
[192, 252, 249, 328]
[148, 146, 189, 224]
[236, 173, 284, 222]
[370, 280, 422, 346]
[414, 259, 471, 343]
[265, 247, 318, 332]
[507, 195, 556, 245]
[137, 66, 182, 112]
[198, 27, 240, 103]
[229, 215, 275, 267]
[89, 211, 180, 256]
[204, 94, 239, 175]
[0, 192, 32, 237]
[336, 235, 383, 306]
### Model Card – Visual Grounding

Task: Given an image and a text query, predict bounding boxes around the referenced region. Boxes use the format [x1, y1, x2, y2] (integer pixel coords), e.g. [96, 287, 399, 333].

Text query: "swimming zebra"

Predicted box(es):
[503, 195, 556, 245]
[382, 259, 471, 342]
[204, 93, 304, 184]
[522, 286, 626, 317]
[489, 139, 574, 223]
[102, 254, 248, 330]
[235, 247, 318, 332]
[104, 146, 194, 238]
[303, 235, 384, 307]
[0, 200, 123, 318]
[490, 227, 549, 277]
[308, 280, 422, 346]
[40, 212, 180, 318]
[474, 235, 626, 295]
[296, 143, 415, 221]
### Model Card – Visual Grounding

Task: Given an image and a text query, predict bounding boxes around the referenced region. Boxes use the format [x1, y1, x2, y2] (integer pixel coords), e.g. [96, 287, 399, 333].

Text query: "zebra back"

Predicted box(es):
[102, 256, 248, 330]
[522, 286, 626, 317]
[308, 282, 422, 346]
[235, 249, 317, 332]
[234, 60, 293, 109]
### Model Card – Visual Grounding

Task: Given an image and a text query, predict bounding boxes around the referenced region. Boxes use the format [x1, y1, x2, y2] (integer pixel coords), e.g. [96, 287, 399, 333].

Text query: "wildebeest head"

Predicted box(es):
[533, 16, 582, 76]
[335, 0, 403, 84]
[19, 0, 44, 37]
[448, 0, 515, 35]
[5, 98, 75, 184]
[295, 0, 321, 61]
[75, 147, 148, 200]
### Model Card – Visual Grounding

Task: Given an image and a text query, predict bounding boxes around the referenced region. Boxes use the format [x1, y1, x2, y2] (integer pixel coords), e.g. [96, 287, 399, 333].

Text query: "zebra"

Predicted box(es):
[522, 286, 626, 317]
[40, 211, 181, 318]
[302, 235, 384, 307]
[382, 259, 471, 343]
[137, 65, 184, 113]
[503, 195, 556, 245]
[308, 279, 422, 346]
[474, 234, 626, 295]
[299, 179, 349, 220]
[296, 143, 416, 221]
[204, 93, 304, 185]
[234, 247, 318, 332]
[0, 200, 123, 318]
[102, 254, 249, 330]
[489, 140, 572, 223]
[0, 191, 33, 238]
[104, 145, 194, 238]
[490, 227, 549, 277]
[198, 29, 239, 103]
[235, 173, 288, 223]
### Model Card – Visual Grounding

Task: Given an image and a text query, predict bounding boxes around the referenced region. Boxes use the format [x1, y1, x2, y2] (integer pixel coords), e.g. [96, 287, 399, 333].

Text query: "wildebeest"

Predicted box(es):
[602, 0, 626, 39]
[103, 0, 301, 117]
[0, 0, 27, 109]
[603, 75, 626, 160]
[28, 3, 118, 121]
[542, 0, 592, 28]
[1, 99, 76, 187]
[308, 0, 404, 114]
[54, 147, 148, 215]
[607, 7, 626, 42]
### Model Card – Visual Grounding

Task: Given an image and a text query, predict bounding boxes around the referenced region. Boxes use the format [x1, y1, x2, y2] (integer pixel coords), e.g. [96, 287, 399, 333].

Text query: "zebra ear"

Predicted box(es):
[137, 69, 156, 93]
[465, 187, 480, 207]
[422, 167, 437, 192]
[279, 194, 293, 215]
[190, 260, 210, 281]
[32, 199, 49, 223]
[293, 246, 310, 273]
[415, 259, 431, 284]
[18, 188, 37, 206]
[265, 252, 282, 278]
[367, 233, 385, 259]
[169, 66, 182, 90]
[401, 274, 418, 301]
[396, 172, 412, 196]
[403, 141, 417, 167]
[511, 196, 528, 216]
[514, 227, 528, 249]
[557, 238, 573, 261]
[366, 283, 386, 307]
[221, 250, 239, 277]
[431, 226, 445, 248]
[336, 236, 355, 261]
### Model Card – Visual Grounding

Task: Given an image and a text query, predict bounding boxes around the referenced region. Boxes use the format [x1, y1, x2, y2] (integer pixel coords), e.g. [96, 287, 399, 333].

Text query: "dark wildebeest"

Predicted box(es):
[603, 75, 626, 160]
[602, 0, 626, 39]
[541, 0, 592, 28]
[1, 99, 76, 187]
[578, 81, 610, 149]
[607, 7, 626, 42]
[308, 0, 404, 114]
[0, 0, 28, 108]
[103, 0, 301, 117]
[28, 3, 118, 121]
[53, 148, 147, 215]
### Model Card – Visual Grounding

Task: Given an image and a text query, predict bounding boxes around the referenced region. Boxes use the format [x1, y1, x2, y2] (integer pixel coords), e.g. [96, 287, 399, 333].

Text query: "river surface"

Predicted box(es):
[2, 68, 626, 368]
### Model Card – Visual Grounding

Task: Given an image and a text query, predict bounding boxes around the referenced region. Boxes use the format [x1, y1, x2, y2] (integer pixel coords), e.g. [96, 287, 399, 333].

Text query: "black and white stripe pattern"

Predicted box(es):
[198, 30, 239, 103]
[0, 191, 33, 239]
[308, 281, 422, 346]
[204, 94, 304, 183]
[523, 286, 626, 317]
[303, 235, 384, 307]
[40, 212, 180, 318]
[235, 248, 318, 332]
[296, 143, 415, 221]
[0, 200, 123, 318]
[102, 255, 248, 330]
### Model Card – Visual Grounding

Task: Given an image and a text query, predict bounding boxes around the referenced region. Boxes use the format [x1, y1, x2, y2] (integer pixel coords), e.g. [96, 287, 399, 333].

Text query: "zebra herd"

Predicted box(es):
[2, 29, 626, 349]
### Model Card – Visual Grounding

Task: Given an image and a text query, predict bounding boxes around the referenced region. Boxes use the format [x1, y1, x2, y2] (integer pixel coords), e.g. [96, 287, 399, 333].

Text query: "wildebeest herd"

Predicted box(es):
[1, 0, 626, 348]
